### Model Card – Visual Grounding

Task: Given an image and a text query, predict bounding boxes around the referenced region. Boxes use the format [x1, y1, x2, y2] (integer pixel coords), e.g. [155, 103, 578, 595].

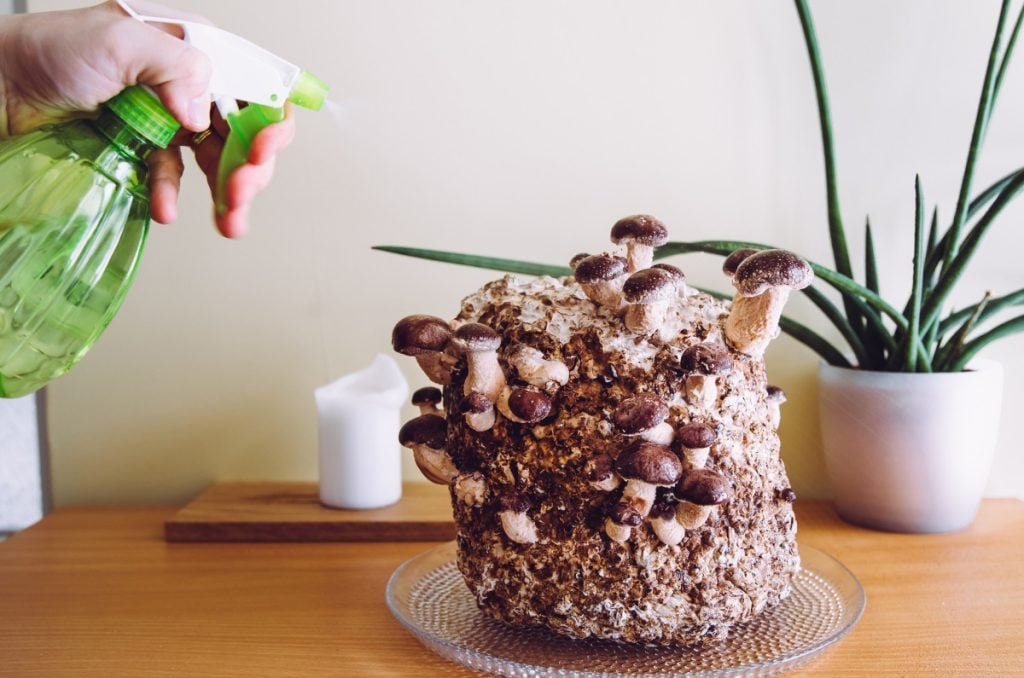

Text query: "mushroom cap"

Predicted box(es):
[679, 343, 733, 376]
[392, 315, 452, 356]
[459, 391, 493, 414]
[767, 385, 788, 404]
[615, 441, 684, 486]
[677, 422, 718, 449]
[610, 214, 669, 247]
[498, 492, 531, 513]
[569, 252, 591, 270]
[649, 500, 676, 521]
[612, 393, 669, 434]
[779, 487, 797, 503]
[675, 469, 732, 506]
[623, 267, 676, 303]
[652, 262, 686, 282]
[398, 414, 447, 449]
[722, 248, 760, 276]
[411, 386, 443, 407]
[574, 253, 628, 283]
[733, 249, 814, 297]
[609, 500, 644, 527]
[507, 387, 553, 423]
[587, 454, 615, 482]
[453, 322, 501, 352]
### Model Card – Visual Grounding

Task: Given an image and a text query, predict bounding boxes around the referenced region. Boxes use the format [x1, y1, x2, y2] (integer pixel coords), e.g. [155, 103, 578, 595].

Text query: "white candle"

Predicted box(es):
[315, 354, 408, 509]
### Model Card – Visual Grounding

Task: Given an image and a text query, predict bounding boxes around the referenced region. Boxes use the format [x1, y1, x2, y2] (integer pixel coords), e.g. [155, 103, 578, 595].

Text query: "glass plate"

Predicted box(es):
[386, 542, 865, 677]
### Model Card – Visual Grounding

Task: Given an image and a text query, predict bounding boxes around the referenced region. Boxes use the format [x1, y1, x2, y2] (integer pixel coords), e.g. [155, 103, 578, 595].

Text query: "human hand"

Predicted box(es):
[0, 0, 292, 237]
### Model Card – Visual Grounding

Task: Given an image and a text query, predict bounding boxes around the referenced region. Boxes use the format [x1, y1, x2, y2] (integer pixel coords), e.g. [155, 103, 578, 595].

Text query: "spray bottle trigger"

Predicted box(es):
[214, 104, 286, 215]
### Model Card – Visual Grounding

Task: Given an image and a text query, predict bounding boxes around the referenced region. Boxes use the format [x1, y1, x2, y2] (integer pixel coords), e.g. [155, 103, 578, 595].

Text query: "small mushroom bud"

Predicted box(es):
[725, 249, 814, 357]
[452, 323, 506, 402]
[612, 393, 674, 446]
[614, 441, 685, 519]
[767, 385, 787, 429]
[498, 492, 538, 544]
[569, 252, 591, 270]
[392, 315, 454, 385]
[586, 453, 621, 491]
[497, 385, 553, 424]
[398, 414, 457, 485]
[604, 499, 644, 543]
[411, 386, 443, 415]
[679, 344, 733, 410]
[507, 344, 569, 389]
[460, 391, 496, 432]
[623, 267, 677, 334]
[676, 422, 719, 470]
[454, 472, 487, 507]
[778, 487, 797, 503]
[674, 469, 732, 529]
[722, 248, 759, 276]
[610, 214, 669, 273]
[649, 500, 685, 546]
[574, 253, 629, 312]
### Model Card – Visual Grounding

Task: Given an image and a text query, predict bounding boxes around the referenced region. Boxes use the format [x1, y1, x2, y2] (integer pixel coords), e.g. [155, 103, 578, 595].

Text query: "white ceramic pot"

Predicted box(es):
[818, 359, 1003, 533]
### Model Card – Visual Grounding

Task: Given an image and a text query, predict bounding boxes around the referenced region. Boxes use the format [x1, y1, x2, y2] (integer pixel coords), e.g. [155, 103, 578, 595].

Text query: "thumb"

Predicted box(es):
[114, 18, 213, 131]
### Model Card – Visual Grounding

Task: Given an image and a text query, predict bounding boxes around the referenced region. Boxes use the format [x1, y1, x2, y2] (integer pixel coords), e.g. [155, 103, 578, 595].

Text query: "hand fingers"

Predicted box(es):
[146, 145, 186, 224]
[248, 115, 295, 165]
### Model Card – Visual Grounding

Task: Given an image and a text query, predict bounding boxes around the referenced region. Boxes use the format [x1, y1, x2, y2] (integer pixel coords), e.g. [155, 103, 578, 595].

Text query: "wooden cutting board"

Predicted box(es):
[164, 482, 456, 542]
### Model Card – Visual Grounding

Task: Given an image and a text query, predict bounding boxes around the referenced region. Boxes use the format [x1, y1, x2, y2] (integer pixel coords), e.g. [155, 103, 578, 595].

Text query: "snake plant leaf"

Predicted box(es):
[372, 246, 571, 278]
[938, 287, 1024, 337]
[904, 176, 928, 371]
[951, 313, 1024, 371]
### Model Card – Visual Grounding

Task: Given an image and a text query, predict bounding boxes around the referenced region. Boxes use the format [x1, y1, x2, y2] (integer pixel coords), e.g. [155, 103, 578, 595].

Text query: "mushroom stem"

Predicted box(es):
[412, 445, 458, 485]
[465, 350, 506, 402]
[582, 279, 627, 312]
[499, 510, 538, 544]
[625, 243, 654, 274]
[621, 480, 657, 518]
[604, 518, 633, 543]
[465, 408, 496, 432]
[638, 422, 675, 446]
[684, 375, 718, 410]
[651, 513, 686, 546]
[682, 446, 711, 470]
[676, 501, 714, 529]
[624, 297, 671, 334]
[508, 345, 570, 389]
[725, 287, 790, 356]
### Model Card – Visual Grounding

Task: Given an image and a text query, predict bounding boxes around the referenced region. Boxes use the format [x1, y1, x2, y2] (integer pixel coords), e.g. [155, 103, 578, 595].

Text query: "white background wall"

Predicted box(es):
[26, 0, 1023, 506]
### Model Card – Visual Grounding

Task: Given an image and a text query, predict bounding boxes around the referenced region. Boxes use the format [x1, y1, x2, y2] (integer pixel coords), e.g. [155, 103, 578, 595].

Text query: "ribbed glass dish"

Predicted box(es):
[386, 542, 865, 677]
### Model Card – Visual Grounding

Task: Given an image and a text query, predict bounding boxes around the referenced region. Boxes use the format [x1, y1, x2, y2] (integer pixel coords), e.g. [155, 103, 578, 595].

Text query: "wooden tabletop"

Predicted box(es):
[1, 499, 1022, 677]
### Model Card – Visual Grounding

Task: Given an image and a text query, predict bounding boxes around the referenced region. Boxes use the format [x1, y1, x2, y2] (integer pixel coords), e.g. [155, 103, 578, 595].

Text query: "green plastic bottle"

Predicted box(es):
[0, 86, 178, 398]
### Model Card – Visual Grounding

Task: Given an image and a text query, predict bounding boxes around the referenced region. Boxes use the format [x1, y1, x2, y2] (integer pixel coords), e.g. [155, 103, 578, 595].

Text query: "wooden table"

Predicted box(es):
[1, 499, 1021, 677]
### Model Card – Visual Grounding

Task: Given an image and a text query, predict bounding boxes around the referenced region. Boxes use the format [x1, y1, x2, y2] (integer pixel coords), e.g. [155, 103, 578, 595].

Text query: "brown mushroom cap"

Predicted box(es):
[722, 248, 760, 276]
[610, 215, 669, 247]
[767, 385, 787, 404]
[779, 487, 797, 503]
[453, 322, 501, 352]
[615, 441, 684, 486]
[648, 500, 677, 521]
[623, 267, 676, 303]
[411, 386, 443, 408]
[569, 252, 591, 270]
[612, 393, 669, 434]
[733, 249, 814, 297]
[392, 315, 452, 356]
[587, 454, 615, 482]
[679, 344, 733, 376]
[507, 387, 553, 423]
[675, 469, 732, 506]
[498, 492, 532, 513]
[574, 253, 628, 283]
[652, 262, 685, 282]
[609, 501, 644, 527]
[459, 391, 493, 414]
[398, 414, 447, 449]
[677, 422, 719, 449]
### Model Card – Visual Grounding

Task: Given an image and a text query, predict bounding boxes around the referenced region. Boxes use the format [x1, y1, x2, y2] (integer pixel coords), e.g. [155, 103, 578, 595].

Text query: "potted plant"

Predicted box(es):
[376, 0, 1023, 533]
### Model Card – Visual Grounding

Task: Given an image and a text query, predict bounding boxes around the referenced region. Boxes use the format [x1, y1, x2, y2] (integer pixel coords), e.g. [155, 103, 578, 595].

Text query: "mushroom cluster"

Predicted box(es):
[393, 215, 809, 552]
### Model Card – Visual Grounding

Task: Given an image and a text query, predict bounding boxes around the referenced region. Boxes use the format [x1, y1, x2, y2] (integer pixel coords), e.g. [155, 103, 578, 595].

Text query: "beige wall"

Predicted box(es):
[28, 0, 1023, 506]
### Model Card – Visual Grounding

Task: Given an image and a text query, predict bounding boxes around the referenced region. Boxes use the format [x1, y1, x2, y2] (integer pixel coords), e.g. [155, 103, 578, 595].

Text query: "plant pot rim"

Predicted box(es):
[819, 357, 1001, 378]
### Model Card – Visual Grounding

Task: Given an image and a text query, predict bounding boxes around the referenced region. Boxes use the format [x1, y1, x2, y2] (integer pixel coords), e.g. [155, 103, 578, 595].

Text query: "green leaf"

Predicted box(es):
[934, 291, 992, 371]
[994, 1, 1024, 103]
[938, 287, 1024, 336]
[778, 316, 853, 367]
[941, 0, 1013, 270]
[904, 176, 928, 372]
[372, 246, 571, 277]
[864, 216, 880, 294]
[950, 313, 1024, 371]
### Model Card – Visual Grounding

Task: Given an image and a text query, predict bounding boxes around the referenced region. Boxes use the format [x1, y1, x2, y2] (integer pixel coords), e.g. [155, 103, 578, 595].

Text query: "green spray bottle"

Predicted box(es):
[0, 11, 328, 398]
